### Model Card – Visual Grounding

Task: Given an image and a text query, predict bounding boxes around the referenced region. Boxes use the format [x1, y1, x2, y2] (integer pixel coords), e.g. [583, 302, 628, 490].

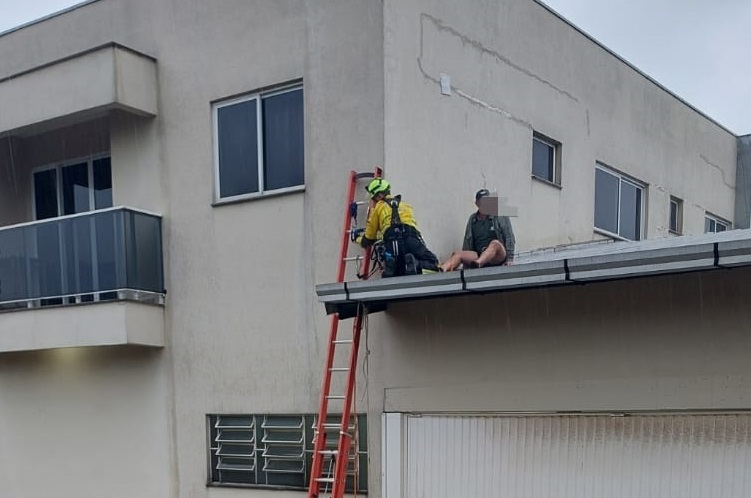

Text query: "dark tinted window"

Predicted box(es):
[619, 180, 641, 240]
[594, 168, 619, 234]
[93, 157, 113, 209]
[217, 99, 259, 198]
[62, 162, 90, 215]
[263, 89, 304, 191]
[34, 169, 59, 220]
[669, 201, 678, 232]
[532, 138, 554, 182]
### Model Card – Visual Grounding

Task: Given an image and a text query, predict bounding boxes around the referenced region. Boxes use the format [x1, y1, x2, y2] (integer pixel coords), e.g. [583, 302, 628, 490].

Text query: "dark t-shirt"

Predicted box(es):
[471, 215, 498, 252]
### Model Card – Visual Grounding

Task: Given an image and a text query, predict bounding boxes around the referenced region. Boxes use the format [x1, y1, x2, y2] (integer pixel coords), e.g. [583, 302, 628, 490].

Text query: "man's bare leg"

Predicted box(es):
[474, 240, 507, 267]
[440, 250, 479, 272]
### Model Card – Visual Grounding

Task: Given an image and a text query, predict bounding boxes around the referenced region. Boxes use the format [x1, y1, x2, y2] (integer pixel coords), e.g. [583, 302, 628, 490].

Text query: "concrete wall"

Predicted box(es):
[382, 0, 737, 259]
[0, 0, 745, 497]
[110, 112, 163, 214]
[0, 137, 24, 225]
[362, 266, 751, 495]
[0, 0, 381, 494]
[0, 346, 173, 498]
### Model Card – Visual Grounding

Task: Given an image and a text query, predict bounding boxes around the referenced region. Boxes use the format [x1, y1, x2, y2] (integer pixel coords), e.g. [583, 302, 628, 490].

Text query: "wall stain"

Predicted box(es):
[419, 12, 579, 104]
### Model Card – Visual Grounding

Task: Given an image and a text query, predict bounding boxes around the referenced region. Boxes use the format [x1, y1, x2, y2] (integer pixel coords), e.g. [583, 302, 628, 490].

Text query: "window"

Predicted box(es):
[33, 156, 113, 220]
[705, 213, 730, 233]
[213, 85, 304, 201]
[207, 413, 367, 492]
[594, 165, 645, 240]
[669, 196, 683, 234]
[531, 133, 560, 185]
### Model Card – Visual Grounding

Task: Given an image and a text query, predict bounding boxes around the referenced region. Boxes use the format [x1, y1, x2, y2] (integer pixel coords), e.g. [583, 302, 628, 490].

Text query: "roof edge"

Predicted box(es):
[0, 0, 103, 39]
[532, 0, 737, 137]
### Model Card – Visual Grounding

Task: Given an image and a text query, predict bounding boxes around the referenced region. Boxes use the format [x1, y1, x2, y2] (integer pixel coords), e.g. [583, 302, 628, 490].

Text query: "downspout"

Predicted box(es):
[734, 134, 751, 228]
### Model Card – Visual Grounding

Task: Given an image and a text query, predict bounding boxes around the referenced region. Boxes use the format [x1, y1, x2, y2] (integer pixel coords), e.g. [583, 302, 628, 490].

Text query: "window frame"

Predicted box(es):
[704, 212, 731, 233]
[531, 132, 562, 186]
[206, 413, 368, 492]
[669, 196, 683, 235]
[212, 83, 305, 204]
[593, 163, 646, 241]
[31, 153, 113, 220]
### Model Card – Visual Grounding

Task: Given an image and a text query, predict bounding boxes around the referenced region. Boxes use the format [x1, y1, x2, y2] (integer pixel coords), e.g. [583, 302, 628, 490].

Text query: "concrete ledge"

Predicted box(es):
[316, 229, 751, 315]
[0, 301, 164, 353]
[0, 43, 157, 136]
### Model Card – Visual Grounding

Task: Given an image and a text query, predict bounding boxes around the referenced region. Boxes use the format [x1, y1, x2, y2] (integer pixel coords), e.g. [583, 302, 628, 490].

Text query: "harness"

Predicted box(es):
[374, 195, 407, 266]
[384, 195, 406, 242]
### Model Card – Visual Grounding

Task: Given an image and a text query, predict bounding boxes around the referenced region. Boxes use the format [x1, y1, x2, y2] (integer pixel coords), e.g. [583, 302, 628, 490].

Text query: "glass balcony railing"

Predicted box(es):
[0, 207, 163, 309]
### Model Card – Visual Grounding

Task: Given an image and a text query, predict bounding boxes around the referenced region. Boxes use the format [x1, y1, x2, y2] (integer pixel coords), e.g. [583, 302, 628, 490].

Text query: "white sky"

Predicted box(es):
[0, 0, 749, 134]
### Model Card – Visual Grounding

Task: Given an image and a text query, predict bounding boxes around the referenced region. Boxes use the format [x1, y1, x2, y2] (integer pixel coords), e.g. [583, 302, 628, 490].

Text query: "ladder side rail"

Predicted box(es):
[307, 313, 341, 497]
[330, 310, 365, 498]
[308, 171, 358, 497]
[355, 167, 381, 280]
[335, 170, 359, 283]
[308, 166, 382, 498]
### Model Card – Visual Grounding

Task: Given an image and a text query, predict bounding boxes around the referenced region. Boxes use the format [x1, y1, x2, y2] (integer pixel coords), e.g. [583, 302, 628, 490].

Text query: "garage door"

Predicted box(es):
[383, 413, 751, 498]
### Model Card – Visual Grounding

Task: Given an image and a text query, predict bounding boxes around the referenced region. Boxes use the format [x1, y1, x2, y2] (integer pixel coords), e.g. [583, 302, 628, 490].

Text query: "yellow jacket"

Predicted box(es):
[358, 195, 418, 246]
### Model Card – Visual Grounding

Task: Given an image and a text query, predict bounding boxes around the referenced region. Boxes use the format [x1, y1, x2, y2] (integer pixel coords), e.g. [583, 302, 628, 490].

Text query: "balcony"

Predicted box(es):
[0, 43, 157, 137]
[0, 207, 165, 352]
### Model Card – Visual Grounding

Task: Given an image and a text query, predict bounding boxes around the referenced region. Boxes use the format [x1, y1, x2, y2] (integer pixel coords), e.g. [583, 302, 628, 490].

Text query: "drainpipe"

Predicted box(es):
[734, 134, 751, 228]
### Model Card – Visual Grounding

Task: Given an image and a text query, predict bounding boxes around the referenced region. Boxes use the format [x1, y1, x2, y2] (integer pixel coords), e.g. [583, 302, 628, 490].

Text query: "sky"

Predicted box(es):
[0, 0, 749, 134]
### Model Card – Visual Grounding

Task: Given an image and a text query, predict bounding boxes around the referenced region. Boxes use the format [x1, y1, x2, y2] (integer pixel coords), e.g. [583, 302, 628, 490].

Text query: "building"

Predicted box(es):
[0, 0, 749, 497]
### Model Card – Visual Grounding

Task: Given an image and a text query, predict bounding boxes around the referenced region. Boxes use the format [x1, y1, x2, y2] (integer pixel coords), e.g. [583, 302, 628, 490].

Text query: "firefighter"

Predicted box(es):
[352, 178, 440, 277]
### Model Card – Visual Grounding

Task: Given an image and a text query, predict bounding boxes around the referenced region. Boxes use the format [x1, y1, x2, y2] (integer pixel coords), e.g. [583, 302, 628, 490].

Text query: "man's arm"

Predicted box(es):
[498, 216, 515, 261]
[357, 202, 383, 248]
[461, 214, 475, 251]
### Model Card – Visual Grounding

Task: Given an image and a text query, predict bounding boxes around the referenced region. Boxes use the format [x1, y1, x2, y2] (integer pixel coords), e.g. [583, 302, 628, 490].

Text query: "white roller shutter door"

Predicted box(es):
[386, 413, 751, 498]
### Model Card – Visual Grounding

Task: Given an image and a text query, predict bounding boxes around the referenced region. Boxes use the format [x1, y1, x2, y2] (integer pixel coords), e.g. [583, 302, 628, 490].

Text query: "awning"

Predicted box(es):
[317, 230, 751, 317]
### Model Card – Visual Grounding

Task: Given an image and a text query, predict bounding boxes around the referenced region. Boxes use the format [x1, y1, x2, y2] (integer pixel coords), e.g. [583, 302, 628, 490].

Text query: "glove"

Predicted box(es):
[350, 228, 365, 243]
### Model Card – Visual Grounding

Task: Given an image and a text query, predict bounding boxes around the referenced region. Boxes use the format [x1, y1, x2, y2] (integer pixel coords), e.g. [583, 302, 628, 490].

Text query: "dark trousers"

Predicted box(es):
[382, 225, 439, 276]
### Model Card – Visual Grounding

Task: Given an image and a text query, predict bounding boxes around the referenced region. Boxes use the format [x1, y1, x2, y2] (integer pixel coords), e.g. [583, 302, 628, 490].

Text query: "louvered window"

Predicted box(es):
[208, 414, 367, 492]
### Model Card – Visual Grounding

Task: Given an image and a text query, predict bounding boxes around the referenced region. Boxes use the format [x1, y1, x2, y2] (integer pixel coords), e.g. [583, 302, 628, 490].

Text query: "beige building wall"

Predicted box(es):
[382, 0, 737, 259]
[0, 346, 173, 497]
[0, 137, 24, 225]
[0, 1, 314, 497]
[363, 266, 751, 497]
[0, 0, 745, 497]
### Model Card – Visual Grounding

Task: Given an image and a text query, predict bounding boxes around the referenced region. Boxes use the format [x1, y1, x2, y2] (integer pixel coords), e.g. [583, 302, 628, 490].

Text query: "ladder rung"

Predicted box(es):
[342, 256, 363, 262]
[333, 339, 353, 344]
[318, 449, 339, 456]
[316, 477, 335, 483]
[329, 367, 349, 372]
[327, 395, 345, 400]
[323, 423, 343, 429]
[353, 201, 368, 205]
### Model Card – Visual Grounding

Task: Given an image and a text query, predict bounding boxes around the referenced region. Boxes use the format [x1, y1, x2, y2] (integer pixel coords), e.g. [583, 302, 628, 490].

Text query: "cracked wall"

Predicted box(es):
[381, 0, 737, 258]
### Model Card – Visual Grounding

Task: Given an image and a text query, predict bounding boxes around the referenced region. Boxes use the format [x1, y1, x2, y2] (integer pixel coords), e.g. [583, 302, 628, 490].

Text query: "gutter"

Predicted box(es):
[316, 236, 751, 316]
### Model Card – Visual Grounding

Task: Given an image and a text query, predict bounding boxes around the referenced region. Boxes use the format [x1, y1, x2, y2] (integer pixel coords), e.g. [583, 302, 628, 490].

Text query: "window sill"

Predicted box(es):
[206, 482, 312, 492]
[593, 227, 635, 242]
[668, 229, 682, 236]
[212, 185, 305, 207]
[531, 175, 562, 190]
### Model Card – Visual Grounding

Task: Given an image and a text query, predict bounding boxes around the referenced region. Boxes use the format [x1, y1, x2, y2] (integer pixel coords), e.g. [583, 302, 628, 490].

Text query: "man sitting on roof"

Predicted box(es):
[440, 189, 515, 272]
[353, 178, 441, 277]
